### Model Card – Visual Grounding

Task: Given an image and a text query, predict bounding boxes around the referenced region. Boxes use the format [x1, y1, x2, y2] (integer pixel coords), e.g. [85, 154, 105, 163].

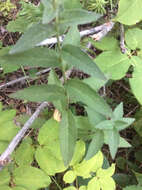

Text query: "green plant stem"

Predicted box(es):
[53, 0, 66, 83]
[20, 66, 30, 86]
[51, 176, 63, 190]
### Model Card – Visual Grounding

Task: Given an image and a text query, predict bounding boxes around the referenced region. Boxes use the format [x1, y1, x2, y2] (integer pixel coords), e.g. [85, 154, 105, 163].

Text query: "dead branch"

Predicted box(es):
[0, 68, 51, 90]
[38, 21, 115, 46]
[0, 101, 49, 171]
[120, 24, 127, 54]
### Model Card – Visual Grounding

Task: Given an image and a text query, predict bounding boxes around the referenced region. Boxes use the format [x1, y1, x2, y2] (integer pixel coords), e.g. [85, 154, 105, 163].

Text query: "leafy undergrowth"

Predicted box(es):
[1, 0, 142, 190]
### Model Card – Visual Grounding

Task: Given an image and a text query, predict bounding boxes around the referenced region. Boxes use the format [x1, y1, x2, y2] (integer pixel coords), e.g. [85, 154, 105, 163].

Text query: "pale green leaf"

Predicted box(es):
[97, 164, 115, 178]
[85, 130, 104, 160]
[13, 166, 51, 190]
[62, 45, 106, 80]
[0, 169, 10, 186]
[95, 50, 131, 80]
[35, 146, 66, 175]
[13, 187, 26, 190]
[73, 151, 103, 178]
[87, 177, 100, 190]
[107, 129, 120, 159]
[65, 79, 112, 117]
[63, 25, 80, 46]
[13, 137, 35, 166]
[70, 140, 86, 166]
[115, 0, 142, 25]
[63, 187, 76, 190]
[63, 0, 81, 9]
[130, 57, 142, 104]
[38, 119, 59, 146]
[125, 28, 142, 50]
[41, 0, 55, 24]
[123, 185, 142, 190]
[0, 186, 12, 190]
[99, 177, 116, 190]
[79, 186, 87, 190]
[95, 120, 114, 130]
[91, 36, 119, 51]
[118, 137, 131, 148]
[59, 110, 77, 166]
[113, 102, 123, 120]
[83, 77, 107, 92]
[63, 170, 76, 183]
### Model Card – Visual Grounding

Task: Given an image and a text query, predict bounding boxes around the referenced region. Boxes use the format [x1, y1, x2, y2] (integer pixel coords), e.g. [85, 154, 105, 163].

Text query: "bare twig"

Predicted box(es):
[90, 21, 115, 41]
[0, 68, 51, 90]
[0, 101, 49, 171]
[38, 22, 115, 46]
[120, 24, 127, 54]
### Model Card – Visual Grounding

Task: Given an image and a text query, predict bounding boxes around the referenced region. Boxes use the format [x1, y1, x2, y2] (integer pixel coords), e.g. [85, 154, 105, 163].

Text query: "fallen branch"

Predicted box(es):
[90, 21, 115, 41]
[38, 21, 115, 46]
[0, 68, 51, 90]
[120, 24, 127, 54]
[0, 101, 49, 171]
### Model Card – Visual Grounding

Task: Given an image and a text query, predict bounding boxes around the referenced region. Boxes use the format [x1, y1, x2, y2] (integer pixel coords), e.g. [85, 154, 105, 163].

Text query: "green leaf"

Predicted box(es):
[36, 119, 66, 175]
[62, 45, 106, 80]
[83, 77, 107, 92]
[63, 0, 81, 9]
[85, 130, 104, 160]
[59, 110, 77, 166]
[0, 186, 12, 190]
[107, 129, 120, 159]
[48, 69, 62, 86]
[70, 140, 86, 166]
[41, 0, 55, 24]
[0, 169, 10, 186]
[9, 23, 56, 54]
[63, 170, 76, 183]
[59, 9, 101, 26]
[65, 79, 112, 117]
[123, 185, 142, 190]
[85, 107, 105, 126]
[115, 0, 142, 25]
[63, 25, 80, 46]
[13, 137, 35, 166]
[38, 119, 59, 146]
[97, 164, 115, 178]
[75, 116, 94, 141]
[13, 166, 51, 190]
[73, 151, 103, 178]
[0, 107, 19, 154]
[91, 36, 119, 51]
[134, 171, 142, 186]
[0, 48, 60, 68]
[95, 120, 114, 130]
[118, 137, 131, 148]
[12, 187, 26, 190]
[10, 84, 66, 102]
[35, 146, 66, 175]
[113, 102, 123, 120]
[125, 28, 142, 50]
[95, 50, 131, 80]
[130, 57, 142, 104]
[63, 187, 76, 190]
[87, 177, 100, 190]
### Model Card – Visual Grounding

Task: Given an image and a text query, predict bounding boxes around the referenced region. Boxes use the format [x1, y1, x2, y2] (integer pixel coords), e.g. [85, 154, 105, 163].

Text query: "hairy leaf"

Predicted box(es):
[62, 45, 106, 80]
[59, 110, 77, 166]
[65, 79, 112, 117]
